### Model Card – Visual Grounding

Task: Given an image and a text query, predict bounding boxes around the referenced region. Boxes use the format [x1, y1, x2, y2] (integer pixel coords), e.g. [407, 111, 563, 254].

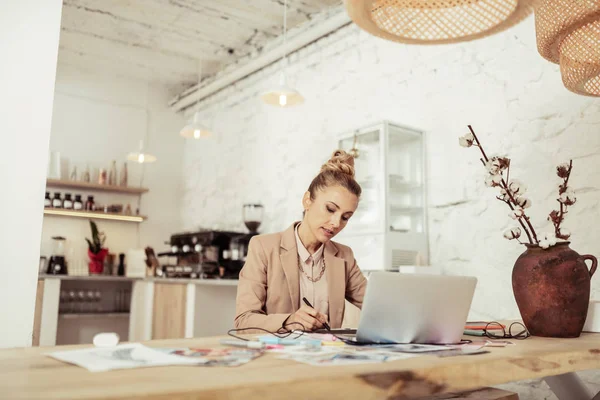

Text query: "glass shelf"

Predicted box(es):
[390, 206, 423, 214]
[389, 175, 421, 191]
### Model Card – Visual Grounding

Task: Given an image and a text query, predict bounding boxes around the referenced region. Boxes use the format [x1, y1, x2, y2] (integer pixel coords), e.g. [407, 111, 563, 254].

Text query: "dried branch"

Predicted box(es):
[467, 125, 537, 244]
[551, 160, 574, 239]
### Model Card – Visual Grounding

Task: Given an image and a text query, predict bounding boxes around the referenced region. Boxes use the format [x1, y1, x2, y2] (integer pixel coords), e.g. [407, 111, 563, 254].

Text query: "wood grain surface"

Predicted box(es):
[1, 332, 599, 399]
[152, 283, 187, 340]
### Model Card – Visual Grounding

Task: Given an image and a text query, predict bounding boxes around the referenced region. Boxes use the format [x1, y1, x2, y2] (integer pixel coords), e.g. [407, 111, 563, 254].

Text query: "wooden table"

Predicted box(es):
[1, 334, 599, 400]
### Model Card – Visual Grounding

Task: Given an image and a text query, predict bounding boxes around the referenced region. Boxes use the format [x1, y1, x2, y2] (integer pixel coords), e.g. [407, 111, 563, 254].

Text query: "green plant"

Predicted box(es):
[85, 220, 106, 254]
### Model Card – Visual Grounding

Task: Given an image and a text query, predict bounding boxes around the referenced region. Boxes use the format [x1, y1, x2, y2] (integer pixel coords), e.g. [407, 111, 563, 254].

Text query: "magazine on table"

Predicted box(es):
[47, 343, 263, 372]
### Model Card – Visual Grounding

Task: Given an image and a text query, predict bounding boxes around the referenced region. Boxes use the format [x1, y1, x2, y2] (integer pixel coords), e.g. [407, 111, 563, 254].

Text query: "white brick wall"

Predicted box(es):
[181, 16, 600, 398]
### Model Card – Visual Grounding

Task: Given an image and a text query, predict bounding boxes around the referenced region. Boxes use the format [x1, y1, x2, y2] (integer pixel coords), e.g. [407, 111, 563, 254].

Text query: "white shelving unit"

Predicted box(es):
[336, 121, 429, 271]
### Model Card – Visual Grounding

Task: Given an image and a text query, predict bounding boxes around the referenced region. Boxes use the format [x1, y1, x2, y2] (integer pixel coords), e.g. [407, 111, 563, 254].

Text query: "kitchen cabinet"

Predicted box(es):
[336, 121, 429, 270]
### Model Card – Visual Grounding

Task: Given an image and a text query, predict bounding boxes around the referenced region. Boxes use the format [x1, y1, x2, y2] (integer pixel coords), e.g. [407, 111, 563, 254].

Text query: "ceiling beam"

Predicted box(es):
[168, 8, 350, 113]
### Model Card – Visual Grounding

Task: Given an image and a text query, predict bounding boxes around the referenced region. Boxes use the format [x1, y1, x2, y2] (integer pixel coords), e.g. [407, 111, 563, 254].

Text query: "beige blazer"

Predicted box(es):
[235, 222, 367, 332]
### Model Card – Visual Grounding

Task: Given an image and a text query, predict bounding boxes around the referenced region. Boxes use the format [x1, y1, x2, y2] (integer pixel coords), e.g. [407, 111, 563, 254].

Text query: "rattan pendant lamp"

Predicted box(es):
[345, 0, 535, 44]
[260, 0, 304, 107]
[535, 1, 600, 97]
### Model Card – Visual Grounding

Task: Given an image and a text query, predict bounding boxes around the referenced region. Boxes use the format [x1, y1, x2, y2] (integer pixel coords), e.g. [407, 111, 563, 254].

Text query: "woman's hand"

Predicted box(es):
[284, 304, 328, 331]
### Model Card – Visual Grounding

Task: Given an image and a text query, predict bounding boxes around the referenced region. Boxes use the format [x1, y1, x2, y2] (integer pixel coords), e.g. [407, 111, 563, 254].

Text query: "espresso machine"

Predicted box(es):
[157, 230, 244, 279]
[154, 204, 265, 279]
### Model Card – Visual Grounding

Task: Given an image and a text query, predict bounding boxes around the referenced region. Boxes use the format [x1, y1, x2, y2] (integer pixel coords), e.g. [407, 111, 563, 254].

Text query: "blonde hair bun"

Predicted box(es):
[320, 150, 356, 177]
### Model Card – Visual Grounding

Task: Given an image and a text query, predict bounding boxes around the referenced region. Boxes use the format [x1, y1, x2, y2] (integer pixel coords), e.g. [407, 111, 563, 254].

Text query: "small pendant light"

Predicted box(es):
[127, 87, 157, 164]
[180, 111, 212, 139]
[127, 139, 157, 164]
[181, 62, 214, 138]
[260, 0, 304, 107]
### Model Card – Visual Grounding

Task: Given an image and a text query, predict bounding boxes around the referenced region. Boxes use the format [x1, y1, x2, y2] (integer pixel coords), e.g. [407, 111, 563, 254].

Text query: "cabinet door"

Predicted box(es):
[387, 125, 425, 234]
[152, 283, 187, 339]
[339, 129, 385, 233]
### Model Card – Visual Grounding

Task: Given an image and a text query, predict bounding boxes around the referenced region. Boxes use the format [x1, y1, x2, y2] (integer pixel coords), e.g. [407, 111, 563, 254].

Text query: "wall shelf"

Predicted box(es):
[44, 209, 146, 223]
[46, 179, 149, 194]
[59, 313, 130, 319]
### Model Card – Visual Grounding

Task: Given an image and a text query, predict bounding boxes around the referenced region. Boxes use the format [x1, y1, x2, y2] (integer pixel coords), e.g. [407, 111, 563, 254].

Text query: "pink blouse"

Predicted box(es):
[294, 224, 329, 319]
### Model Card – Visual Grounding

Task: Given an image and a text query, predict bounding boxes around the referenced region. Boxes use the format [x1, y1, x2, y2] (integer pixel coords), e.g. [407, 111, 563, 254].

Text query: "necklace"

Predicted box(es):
[297, 253, 326, 283]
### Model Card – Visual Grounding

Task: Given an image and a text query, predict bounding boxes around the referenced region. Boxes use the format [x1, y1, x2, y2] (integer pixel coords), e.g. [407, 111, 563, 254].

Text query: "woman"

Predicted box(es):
[234, 150, 367, 332]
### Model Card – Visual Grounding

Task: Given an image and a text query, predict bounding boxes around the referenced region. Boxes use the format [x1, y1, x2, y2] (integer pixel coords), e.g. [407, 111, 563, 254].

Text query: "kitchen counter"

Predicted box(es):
[35, 274, 239, 345]
[38, 274, 238, 285]
[38, 274, 142, 282]
[145, 277, 238, 286]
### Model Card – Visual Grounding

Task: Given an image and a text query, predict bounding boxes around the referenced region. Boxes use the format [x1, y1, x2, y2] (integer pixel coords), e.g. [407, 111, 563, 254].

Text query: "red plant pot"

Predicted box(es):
[88, 248, 108, 275]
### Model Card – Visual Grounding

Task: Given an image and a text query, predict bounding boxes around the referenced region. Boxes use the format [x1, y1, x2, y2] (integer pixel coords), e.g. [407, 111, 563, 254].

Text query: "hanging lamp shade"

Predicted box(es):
[127, 151, 157, 164]
[260, 71, 304, 107]
[180, 111, 213, 139]
[345, 0, 535, 44]
[535, 0, 600, 97]
[127, 140, 157, 164]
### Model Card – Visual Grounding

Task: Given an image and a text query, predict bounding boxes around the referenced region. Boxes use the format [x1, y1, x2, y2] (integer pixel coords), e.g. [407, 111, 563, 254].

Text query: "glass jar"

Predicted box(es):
[74, 195, 83, 210]
[63, 193, 73, 209]
[52, 192, 63, 208]
[85, 195, 95, 211]
[44, 192, 51, 208]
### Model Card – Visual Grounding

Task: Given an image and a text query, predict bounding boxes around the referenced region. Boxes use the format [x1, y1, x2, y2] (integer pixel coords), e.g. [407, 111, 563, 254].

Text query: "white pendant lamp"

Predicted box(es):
[260, 0, 304, 107]
[180, 62, 214, 138]
[180, 111, 212, 139]
[127, 91, 157, 164]
[127, 139, 157, 164]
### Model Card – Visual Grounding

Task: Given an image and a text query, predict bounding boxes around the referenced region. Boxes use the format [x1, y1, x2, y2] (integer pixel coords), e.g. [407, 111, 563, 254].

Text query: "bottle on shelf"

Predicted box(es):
[52, 192, 63, 208]
[44, 192, 52, 208]
[117, 253, 126, 276]
[63, 193, 73, 209]
[69, 166, 77, 181]
[108, 160, 117, 186]
[119, 162, 128, 187]
[82, 164, 91, 183]
[85, 195, 95, 211]
[98, 168, 107, 185]
[73, 195, 83, 210]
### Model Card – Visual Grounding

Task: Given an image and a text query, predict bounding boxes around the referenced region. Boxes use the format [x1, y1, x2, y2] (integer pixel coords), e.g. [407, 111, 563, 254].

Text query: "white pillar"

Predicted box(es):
[0, 1, 63, 348]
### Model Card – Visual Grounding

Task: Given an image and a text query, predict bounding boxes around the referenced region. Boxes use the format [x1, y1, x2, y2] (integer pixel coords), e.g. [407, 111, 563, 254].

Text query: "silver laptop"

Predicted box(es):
[355, 272, 477, 344]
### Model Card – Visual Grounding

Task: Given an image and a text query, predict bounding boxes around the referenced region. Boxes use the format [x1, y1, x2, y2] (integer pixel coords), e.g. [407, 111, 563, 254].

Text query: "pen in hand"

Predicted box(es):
[302, 297, 331, 331]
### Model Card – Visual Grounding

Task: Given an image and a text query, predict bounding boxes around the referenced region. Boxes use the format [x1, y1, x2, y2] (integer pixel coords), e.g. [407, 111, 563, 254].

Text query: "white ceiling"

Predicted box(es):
[58, 0, 342, 93]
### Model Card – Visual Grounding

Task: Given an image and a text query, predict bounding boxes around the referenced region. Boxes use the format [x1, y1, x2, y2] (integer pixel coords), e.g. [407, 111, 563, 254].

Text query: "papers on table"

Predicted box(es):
[47, 343, 264, 372]
[47, 339, 490, 372]
[48, 343, 207, 372]
[274, 345, 417, 366]
[268, 340, 489, 366]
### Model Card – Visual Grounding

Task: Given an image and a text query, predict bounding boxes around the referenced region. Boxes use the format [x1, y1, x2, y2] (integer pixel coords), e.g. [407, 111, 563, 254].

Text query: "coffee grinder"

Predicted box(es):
[226, 204, 264, 277]
[243, 203, 264, 234]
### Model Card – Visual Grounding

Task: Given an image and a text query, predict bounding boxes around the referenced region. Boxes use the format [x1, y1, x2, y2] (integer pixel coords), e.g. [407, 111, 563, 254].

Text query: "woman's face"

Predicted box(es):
[303, 185, 359, 243]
